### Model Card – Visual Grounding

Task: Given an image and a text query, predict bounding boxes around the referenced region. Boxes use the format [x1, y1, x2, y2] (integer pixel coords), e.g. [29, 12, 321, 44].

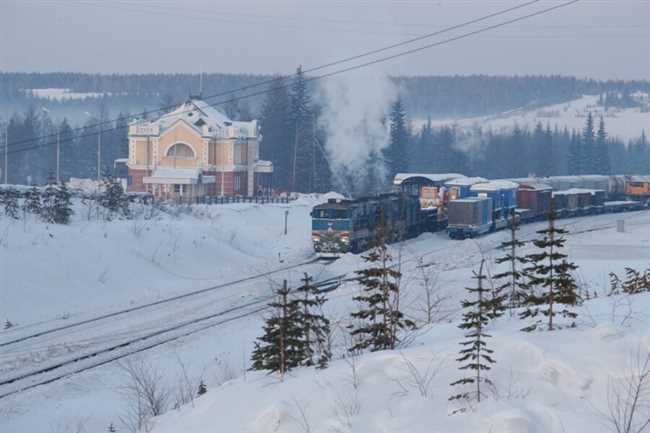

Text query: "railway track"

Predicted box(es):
[0, 257, 323, 349]
[0, 276, 345, 400]
[3, 212, 647, 400]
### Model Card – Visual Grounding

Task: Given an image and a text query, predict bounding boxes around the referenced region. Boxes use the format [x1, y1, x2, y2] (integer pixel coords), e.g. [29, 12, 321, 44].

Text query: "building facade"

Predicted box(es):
[127, 98, 272, 199]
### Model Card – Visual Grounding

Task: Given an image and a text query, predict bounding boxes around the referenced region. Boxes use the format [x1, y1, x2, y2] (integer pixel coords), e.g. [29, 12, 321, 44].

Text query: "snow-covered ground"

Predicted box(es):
[147, 211, 650, 433]
[418, 94, 650, 141]
[1, 197, 650, 433]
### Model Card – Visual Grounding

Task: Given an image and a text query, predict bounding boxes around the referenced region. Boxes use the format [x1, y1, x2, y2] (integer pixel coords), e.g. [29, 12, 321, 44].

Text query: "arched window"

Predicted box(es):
[167, 143, 195, 159]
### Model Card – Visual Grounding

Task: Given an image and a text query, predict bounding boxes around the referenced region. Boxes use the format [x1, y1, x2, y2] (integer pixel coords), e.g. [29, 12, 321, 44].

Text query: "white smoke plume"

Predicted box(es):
[317, 71, 398, 198]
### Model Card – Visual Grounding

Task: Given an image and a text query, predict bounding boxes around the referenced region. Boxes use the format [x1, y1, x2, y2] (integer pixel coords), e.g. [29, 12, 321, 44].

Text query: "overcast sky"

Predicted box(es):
[1, 0, 649, 79]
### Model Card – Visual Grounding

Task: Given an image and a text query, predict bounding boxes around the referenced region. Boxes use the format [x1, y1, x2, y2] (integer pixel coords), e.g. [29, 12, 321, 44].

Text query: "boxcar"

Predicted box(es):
[447, 196, 493, 239]
[517, 182, 552, 220]
[469, 180, 518, 220]
[626, 176, 650, 199]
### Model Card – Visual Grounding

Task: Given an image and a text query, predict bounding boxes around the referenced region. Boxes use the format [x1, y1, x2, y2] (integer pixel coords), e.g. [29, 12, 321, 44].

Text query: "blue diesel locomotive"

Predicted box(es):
[311, 193, 436, 255]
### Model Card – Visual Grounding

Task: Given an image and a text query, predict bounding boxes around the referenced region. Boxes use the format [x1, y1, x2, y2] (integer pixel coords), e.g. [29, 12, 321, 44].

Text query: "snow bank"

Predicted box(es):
[0, 194, 337, 324]
[149, 291, 650, 433]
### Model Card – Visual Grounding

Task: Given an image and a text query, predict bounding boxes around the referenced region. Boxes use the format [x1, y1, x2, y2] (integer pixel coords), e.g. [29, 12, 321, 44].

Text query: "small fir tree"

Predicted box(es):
[622, 267, 644, 294]
[519, 204, 578, 331]
[250, 280, 304, 380]
[295, 273, 331, 368]
[349, 219, 415, 352]
[197, 381, 207, 396]
[53, 182, 73, 224]
[554, 260, 579, 324]
[23, 186, 42, 215]
[493, 208, 528, 314]
[107, 422, 116, 433]
[449, 260, 496, 408]
[40, 182, 58, 223]
[100, 176, 130, 220]
[608, 272, 622, 296]
[1, 187, 20, 219]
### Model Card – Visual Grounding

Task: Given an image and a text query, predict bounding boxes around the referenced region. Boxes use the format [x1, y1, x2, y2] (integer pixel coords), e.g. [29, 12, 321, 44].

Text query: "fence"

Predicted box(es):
[185, 195, 295, 205]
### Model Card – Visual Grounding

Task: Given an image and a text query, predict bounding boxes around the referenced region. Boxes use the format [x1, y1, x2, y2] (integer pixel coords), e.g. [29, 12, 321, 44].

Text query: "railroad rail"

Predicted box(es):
[0, 276, 345, 400]
[0, 257, 323, 349]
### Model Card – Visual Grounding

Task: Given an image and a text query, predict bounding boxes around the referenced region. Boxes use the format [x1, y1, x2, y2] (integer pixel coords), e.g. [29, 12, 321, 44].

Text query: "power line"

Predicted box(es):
[3, 0, 544, 151]
[5, 0, 580, 157]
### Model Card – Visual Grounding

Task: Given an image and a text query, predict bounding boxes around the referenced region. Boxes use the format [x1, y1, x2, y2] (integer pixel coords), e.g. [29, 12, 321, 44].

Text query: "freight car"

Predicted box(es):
[393, 173, 463, 214]
[447, 196, 493, 239]
[311, 174, 650, 255]
[469, 180, 518, 227]
[311, 193, 434, 256]
[626, 176, 650, 200]
[516, 183, 552, 221]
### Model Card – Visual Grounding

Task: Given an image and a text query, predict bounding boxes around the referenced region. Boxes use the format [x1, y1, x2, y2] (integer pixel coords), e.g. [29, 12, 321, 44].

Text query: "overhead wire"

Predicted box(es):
[4, 0, 581, 158]
[4, 0, 544, 151]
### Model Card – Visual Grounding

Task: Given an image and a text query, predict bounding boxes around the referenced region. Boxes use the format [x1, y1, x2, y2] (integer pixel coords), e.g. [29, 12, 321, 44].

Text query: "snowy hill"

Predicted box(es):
[149, 293, 650, 433]
[420, 95, 650, 141]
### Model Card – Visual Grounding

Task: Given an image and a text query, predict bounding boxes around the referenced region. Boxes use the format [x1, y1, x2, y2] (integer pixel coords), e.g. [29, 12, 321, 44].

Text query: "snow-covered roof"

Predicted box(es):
[133, 98, 257, 138]
[393, 173, 464, 186]
[143, 168, 215, 185]
[444, 177, 487, 187]
[518, 182, 552, 191]
[470, 180, 518, 191]
[552, 188, 604, 195]
[452, 196, 491, 203]
[629, 175, 650, 183]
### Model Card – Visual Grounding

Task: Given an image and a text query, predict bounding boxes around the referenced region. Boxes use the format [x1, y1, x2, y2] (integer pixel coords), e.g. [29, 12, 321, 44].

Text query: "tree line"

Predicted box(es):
[404, 110, 649, 180]
[3, 72, 649, 120]
[3, 69, 650, 193]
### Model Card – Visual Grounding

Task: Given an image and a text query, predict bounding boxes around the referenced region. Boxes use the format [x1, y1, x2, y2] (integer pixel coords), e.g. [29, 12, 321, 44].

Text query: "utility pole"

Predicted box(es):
[284, 209, 289, 235]
[3, 123, 7, 185]
[56, 126, 60, 184]
[97, 125, 102, 181]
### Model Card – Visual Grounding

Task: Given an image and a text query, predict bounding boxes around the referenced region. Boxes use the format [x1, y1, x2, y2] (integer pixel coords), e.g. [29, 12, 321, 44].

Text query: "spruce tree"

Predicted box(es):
[23, 186, 42, 215]
[260, 76, 293, 192]
[53, 183, 73, 224]
[250, 280, 304, 380]
[40, 182, 58, 223]
[581, 112, 596, 174]
[384, 97, 409, 179]
[594, 116, 610, 174]
[289, 66, 314, 193]
[100, 176, 130, 220]
[349, 219, 415, 352]
[197, 381, 207, 396]
[295, 273, 331, 368]
[568, 130, 581, 175]
[1, 187, 20, 219]
[519, 205, 578, 331]
[493, 209, 528, 314]
[555, 260, 579, 322]
[622, 267, 644, 294]
[449, 260, 495, 407]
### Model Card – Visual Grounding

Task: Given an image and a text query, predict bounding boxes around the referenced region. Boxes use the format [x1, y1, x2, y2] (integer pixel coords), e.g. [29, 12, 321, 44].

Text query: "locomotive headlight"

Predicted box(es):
[312, 234, 321, 243]
[340, 236, 350, 244]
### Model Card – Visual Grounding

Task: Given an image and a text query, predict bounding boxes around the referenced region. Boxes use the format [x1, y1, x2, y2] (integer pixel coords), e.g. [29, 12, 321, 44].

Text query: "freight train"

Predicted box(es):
[311, 174, 650, 255]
